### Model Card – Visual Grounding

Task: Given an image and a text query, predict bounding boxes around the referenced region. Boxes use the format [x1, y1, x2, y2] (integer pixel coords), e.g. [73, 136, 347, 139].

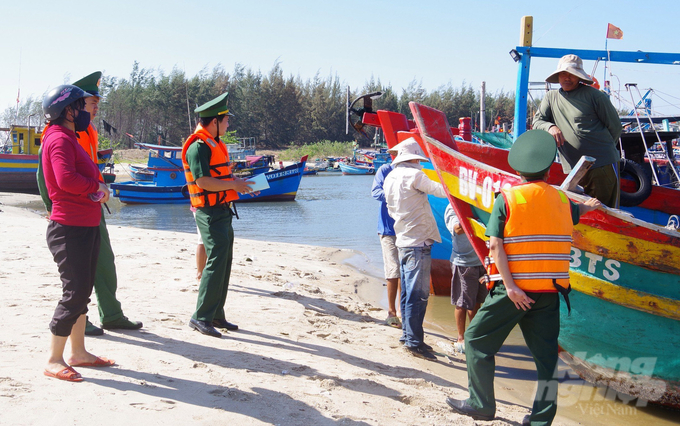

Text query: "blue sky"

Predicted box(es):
[3, 0, 680, 115]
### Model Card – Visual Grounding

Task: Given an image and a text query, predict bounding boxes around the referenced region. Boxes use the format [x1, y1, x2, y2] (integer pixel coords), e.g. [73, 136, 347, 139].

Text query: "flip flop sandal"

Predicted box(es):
[44, 366, 83, 382]
[386, 316, 402, 328]
[70, 356, 116, 368]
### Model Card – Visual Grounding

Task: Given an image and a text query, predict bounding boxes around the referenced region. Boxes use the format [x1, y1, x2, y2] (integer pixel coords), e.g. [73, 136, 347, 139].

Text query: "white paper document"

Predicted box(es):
[247, 173, 270, 192]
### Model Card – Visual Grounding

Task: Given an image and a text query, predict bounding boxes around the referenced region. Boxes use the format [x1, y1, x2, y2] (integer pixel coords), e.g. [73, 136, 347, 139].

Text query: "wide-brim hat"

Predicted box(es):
[72, 71, 103, 97]
[545, 54, 594, 85]
[390, 137, 429, 165]
[508, 130, 557, 175]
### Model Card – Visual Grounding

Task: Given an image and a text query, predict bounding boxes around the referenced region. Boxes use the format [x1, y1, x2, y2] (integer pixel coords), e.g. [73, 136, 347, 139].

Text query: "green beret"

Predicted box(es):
[195, 92, 234, 118]
[508, 130, 557, 175]
[72, 71, 102, 97]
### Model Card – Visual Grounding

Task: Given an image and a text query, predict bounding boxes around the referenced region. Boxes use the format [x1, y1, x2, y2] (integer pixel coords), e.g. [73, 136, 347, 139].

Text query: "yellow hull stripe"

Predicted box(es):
[469, 218, 490, 241]
[573, 225, 680, 274]
[424, 168, 495, 213]
[0, 162, 36, 170]
[570, 270, 680, 321]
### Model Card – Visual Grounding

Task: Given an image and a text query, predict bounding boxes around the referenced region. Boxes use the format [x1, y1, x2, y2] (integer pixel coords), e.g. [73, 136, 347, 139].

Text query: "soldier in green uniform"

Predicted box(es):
[181, 93, 255, 338]
[445, 130, 601, 425]
[37, 72, 142, 336]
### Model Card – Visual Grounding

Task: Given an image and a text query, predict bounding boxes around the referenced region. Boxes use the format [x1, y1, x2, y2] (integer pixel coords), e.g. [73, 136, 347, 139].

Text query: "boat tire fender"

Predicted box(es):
[619, 159, 653, 207]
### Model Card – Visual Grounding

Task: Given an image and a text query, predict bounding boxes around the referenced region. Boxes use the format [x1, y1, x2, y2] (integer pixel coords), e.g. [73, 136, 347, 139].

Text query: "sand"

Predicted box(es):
[0, 192, 577, 426]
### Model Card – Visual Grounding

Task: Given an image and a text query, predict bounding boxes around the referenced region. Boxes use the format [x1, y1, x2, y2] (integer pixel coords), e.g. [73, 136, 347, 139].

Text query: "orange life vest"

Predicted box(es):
[181, 125, 238, 208]
[76, 123, 104, 182]
[485, 181, 573, 292]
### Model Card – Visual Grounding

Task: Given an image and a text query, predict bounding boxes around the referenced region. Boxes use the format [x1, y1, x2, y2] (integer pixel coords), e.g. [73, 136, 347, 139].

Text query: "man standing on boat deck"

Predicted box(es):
[383, 137, 447, 361]
[533, 54, 622, 208]
[181, 93, 255, 338]
[37, 72, 143, 335]
[445, 130, 600, 425]
[371, 163, 401, 328]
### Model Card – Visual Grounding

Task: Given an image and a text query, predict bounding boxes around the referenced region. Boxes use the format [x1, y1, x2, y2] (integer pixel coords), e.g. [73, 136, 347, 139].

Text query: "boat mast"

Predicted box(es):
[512, 16, 533, 140]
[479, 81, 486, 133]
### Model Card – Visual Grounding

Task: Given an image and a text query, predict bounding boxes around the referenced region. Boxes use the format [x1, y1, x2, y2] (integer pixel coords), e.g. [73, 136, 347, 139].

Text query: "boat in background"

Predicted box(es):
[339, 162, 374, 175]
[129, 164, 154, 181]
[236, 155, 307, 202]
[0, 125, 41, 193]
[232, 154, 275, 177]
[1, 125, 116, 192]
[110, 143, 187, 204]
[111, 142, 307, 204]
[96, 148, 116, 183]
[338, 148, 392, 175]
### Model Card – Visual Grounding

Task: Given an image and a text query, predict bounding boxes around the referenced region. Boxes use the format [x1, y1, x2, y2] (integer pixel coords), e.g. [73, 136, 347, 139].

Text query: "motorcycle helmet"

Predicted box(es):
[42, 84, 92, 121]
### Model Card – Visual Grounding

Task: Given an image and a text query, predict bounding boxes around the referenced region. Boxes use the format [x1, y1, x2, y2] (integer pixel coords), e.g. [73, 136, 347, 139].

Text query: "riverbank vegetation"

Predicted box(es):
[277, 140, 354, 161]
[3, 62, 515, 151]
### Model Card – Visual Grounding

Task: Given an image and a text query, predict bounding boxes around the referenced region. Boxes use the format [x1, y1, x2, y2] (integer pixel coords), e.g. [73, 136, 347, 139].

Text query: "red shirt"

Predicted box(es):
[41, 125, 101, 227]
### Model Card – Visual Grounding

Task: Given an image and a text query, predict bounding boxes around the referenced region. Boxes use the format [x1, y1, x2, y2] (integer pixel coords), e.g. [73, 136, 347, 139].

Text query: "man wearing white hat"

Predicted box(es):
[383, 137, 447, 361]
[533, 54, 622, 208]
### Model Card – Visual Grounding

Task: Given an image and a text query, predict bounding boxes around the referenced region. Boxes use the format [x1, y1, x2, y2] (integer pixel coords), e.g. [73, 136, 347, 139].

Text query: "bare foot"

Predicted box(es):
[45, 360, 71, 376]
[66, 351, 99, 366]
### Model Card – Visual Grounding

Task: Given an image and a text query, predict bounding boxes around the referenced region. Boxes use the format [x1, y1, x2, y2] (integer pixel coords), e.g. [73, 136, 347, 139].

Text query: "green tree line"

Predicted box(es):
[3, 62, 516, 149]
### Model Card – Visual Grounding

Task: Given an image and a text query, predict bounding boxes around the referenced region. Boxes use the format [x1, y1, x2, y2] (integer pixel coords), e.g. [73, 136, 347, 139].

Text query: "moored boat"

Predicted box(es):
[339, 162, 374, 175]
[236, 156, 307, 203]
[129, 164, 155, 181]
[1, 125, 116, 193]
[411, 100, 680, 409]
[111, 142, 307, 204]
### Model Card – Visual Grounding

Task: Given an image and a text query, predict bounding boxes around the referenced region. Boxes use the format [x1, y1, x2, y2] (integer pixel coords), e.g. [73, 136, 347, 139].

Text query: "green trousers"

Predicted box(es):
[579, 163, 620, 208]
[464, 284, 560, 426]
[193, 206, 234, 322]
[93, 213, 124, 323]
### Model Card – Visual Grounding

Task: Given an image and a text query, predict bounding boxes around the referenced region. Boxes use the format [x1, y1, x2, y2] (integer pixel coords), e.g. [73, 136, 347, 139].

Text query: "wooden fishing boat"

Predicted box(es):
[236, 155, 307, 202]
[0, 125, 41, 193]
[129, 164, 154, 181]
[339, 162, 375, 175]
[1, 126, 116, 193]
[411, 100, 680, 408]
[111, 142, 307, 204]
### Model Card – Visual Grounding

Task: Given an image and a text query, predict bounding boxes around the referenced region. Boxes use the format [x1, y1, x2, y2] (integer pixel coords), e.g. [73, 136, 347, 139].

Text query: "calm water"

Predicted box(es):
[104, 172, 386, 279]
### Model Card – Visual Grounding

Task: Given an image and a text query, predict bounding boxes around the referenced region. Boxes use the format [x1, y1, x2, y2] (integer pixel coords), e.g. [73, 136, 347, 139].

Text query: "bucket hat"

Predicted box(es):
[508, 130, 556, 176]
[545, 54, 594, 85]
[389, 137, 429, 165]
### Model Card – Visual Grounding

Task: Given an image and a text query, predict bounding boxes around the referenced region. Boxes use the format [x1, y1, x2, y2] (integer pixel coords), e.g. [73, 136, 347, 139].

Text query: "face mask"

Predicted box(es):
[73, 109, 91, 132]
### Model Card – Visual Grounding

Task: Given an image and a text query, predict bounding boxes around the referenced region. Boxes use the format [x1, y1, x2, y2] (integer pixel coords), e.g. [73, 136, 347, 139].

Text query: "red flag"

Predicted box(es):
[16, 88, 20, 104]
[606, 23, 623, 39]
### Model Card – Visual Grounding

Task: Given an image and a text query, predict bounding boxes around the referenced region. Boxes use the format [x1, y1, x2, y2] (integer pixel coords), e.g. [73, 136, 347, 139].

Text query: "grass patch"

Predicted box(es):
[278, 140, 354, 161]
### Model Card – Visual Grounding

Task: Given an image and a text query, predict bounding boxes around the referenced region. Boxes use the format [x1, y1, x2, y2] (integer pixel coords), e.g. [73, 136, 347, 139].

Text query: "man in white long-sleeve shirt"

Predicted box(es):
[384, 137, 447, 361]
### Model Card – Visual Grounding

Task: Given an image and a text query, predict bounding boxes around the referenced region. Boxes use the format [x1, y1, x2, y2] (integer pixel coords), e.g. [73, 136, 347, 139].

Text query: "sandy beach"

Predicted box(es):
[2, 192, 670, 426]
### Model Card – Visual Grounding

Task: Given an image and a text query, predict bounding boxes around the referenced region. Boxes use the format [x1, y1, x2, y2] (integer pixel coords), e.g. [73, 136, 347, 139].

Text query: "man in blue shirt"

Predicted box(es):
[371, 163, 401, 328]
[444, 204, 487, 354]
